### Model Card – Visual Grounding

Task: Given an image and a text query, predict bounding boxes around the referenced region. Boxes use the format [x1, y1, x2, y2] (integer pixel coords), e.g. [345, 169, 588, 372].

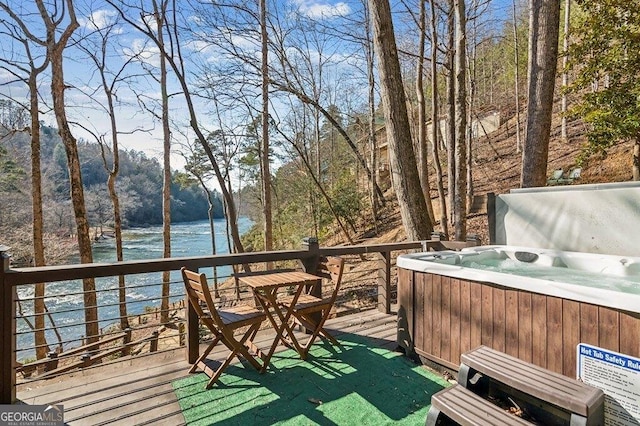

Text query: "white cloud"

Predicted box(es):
[79, 9, 118, 30]
[292, 0, 351, 19]
[122, 39, 162, 69]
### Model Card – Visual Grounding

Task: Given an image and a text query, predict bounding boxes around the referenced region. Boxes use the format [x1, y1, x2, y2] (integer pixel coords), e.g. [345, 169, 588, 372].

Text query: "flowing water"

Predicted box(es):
[16, 218, 252, 361]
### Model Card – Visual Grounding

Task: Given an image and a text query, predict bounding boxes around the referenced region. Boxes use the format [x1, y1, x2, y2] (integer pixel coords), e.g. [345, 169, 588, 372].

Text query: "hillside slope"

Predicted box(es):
[342, 100, 636, 246]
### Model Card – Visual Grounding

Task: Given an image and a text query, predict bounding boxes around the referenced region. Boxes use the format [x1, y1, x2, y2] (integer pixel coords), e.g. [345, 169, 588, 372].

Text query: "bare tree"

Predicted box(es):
[513, 0, 523, 152]
[312, 0, 385, 226]
[429, 0, 448, 236]
[369, 0, 433, 241]
[75, 14, 142, 331]
[108, 0, 248, 255]
[152, 0, 173, 325]
[452, 0, 467, 240]
[193, 1, 386, 207]
[521, 0, 560, 187]
[0, 4, 53, 359]
[445, 2, 456, 232]
[363, 2, 382, 227]
[260, 0, 273, 255]
[415, 0, 436, 226]
[36, 0, 99, 343]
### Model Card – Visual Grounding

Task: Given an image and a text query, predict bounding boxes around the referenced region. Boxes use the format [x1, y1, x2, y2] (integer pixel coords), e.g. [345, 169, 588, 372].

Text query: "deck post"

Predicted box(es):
[0, 246, 16, 403]
[376, 250, 392, 314]
[300, 237, 319, 275]
[301, 238, 321, 329]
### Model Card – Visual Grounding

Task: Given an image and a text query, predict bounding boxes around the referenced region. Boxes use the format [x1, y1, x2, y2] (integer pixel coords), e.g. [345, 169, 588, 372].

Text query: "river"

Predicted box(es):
[16, 217, 253, 361]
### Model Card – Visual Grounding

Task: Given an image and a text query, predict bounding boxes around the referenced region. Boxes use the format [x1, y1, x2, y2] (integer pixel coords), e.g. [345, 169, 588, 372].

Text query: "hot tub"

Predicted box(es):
[396, 245, 640, 378]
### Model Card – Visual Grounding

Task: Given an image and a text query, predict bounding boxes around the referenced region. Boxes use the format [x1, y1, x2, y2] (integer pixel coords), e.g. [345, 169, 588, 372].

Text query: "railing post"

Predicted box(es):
[45, 351, 59, 372]
[301, 237, 320, 297]
[300, 237, 319, 275]
[0, 246, 16, 403]
[122, 328, 132, 357]
[301, 237, 321, 329]
[81, 352, 92, 368]
[150, 330, 159, 353]
[376, 250, 392, 314]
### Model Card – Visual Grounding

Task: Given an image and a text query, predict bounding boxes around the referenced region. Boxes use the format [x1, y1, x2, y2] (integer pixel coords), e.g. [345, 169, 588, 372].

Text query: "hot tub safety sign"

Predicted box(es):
[577, 343, 640, 426]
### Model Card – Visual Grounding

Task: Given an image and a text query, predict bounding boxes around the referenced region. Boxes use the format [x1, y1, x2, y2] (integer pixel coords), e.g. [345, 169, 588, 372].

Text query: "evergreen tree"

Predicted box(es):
[569, 0, 640, 180]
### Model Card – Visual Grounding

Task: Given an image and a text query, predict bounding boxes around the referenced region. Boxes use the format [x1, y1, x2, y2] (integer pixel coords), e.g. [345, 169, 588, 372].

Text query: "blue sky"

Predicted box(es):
[0, 0, 517, 178]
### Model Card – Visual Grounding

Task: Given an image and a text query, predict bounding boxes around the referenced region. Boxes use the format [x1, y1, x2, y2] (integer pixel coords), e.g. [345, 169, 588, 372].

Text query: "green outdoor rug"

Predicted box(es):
[172, 334, 449, 425]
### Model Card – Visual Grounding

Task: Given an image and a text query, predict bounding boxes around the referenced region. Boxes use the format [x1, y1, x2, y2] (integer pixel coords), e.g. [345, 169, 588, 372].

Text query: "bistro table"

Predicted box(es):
[237, 270, 322, 373]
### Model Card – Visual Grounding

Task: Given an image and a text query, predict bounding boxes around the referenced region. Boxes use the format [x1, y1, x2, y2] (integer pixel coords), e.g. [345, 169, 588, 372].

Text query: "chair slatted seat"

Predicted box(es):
[181, 267, 267, 389]
[277, 256, 345, 359]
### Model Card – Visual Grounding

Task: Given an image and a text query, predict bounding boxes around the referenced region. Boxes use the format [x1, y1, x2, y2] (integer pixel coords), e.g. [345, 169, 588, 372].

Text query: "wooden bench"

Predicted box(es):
[426, 384, 531, 426]
[458, 346, 604, 426]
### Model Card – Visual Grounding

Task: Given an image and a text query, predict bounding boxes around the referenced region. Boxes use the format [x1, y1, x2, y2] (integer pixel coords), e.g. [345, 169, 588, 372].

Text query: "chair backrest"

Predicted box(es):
[181, 267, 224, 330]
[315, 256, 345, 302]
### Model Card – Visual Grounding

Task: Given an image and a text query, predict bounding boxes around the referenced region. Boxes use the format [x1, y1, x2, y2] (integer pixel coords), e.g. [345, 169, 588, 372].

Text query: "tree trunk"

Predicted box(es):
[208, 194, 220, 296]
[260, 0, 273, 255]
[513, 0, 523, 152]
[29, 73, 50, 359]
[446, 4, 456, 233]
[521, 0, 561, 188]
[0, 0, 55, 359]
[453, 0, 467, 240]
[365, 5, 381, 225]
[156, 2, 172, 325]
[107, 106, 128, 331]
[416, 0, 436, 226]
[40, 0, 99, 344]
[634, 137, 639, 181]
[430, 0, 448, 236]
[369, 0, 433, 241]
[466, 5, 476, 216]
[561, 0, 570, 141]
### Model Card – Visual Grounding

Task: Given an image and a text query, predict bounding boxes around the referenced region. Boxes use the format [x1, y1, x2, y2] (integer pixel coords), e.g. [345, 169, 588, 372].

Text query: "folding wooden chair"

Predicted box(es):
[181, 267, 266, 389]
[277, 256, 345, 359]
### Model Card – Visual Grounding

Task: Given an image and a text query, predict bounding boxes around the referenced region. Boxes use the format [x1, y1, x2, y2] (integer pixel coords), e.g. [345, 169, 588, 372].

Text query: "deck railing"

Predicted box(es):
[0, 236, 480, 403]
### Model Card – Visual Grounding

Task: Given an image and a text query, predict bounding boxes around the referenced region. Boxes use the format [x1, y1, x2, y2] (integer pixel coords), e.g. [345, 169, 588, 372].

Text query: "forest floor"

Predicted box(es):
[335, 99, 635, 247]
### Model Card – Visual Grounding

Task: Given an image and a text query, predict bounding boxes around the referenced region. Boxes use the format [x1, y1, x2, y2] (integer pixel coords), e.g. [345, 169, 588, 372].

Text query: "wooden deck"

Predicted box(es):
[17, 309, 398, 425]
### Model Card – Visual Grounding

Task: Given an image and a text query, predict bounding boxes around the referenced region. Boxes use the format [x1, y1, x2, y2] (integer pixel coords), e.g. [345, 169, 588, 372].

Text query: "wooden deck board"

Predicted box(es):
[17, 309, 398, 425]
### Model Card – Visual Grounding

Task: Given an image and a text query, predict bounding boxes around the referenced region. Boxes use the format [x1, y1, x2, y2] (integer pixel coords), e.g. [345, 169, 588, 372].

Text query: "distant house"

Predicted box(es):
[365, 110, 501, 188]
[471, 110, 501, 139]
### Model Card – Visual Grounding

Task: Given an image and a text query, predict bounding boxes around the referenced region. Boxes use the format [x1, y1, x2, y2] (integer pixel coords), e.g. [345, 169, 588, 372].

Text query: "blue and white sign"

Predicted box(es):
[577, 343, 640, 426]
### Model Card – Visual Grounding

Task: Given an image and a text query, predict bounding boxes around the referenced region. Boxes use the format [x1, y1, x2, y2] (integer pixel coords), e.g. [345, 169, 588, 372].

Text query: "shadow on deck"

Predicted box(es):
[17, 309, 400, 425]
